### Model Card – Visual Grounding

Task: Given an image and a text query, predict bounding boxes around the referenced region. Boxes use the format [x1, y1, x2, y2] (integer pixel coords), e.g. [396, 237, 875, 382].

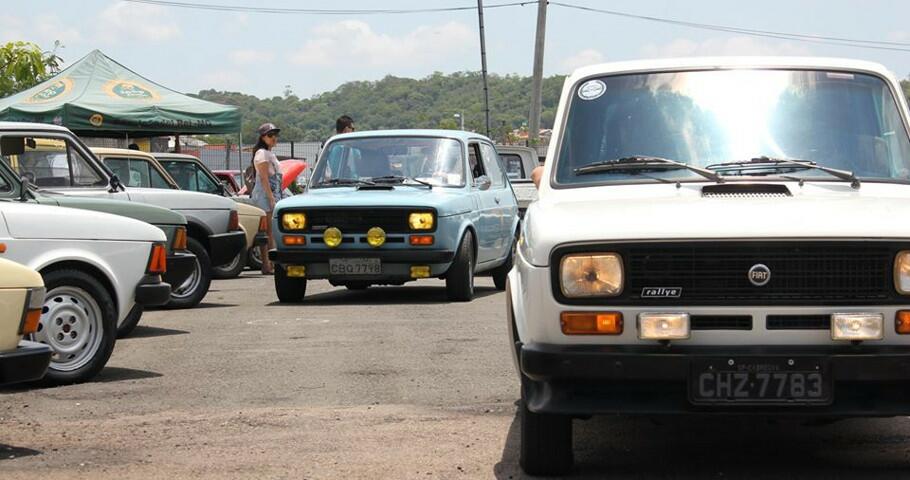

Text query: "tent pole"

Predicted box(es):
[175, 134, 181, 153]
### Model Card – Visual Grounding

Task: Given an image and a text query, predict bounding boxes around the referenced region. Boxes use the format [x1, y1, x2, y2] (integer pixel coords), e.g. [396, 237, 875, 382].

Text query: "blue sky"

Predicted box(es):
[8, 0, 910, 98]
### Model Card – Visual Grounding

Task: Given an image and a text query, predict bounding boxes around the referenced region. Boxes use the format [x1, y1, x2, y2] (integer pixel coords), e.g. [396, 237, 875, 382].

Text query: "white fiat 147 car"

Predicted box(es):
[509, 57, 910, 475]
[0, 202, 170, 384]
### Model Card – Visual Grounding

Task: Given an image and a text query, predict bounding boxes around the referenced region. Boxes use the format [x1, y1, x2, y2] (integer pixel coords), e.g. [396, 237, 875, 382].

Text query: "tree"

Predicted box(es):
[0, 41, 62, 98]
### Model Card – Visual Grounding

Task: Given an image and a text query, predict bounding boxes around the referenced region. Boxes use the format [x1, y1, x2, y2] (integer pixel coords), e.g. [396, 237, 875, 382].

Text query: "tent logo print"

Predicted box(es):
[104, 80, 160, 101]
[26, 78, 73, 103]
[89, 114, 104, 127]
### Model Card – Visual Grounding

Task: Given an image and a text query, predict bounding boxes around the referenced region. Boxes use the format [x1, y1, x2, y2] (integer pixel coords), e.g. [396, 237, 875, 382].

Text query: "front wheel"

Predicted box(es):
[32, 269, 117, 385]
[446, 231, 475, 302]
[166, 237, 212, 309]
[519, 381, 574, 476]
[275, 264, 307, 302]
[247, 245, 263, 270]
[212, 249, 245, 279]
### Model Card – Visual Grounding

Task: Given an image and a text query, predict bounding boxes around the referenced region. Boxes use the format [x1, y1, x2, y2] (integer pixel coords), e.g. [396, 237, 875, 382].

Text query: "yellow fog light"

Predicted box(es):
[408, 212, 434, 230]
[286, 265, 306, 278]
[282, 212, 307, 230]
[410, 265, 431, 278]
[323, 227, 343, 248]
[366, 227, 386, 247]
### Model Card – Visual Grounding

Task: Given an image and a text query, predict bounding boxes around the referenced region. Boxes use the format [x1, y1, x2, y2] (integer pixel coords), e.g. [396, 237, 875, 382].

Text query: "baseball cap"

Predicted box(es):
[257, 123, 280, 136]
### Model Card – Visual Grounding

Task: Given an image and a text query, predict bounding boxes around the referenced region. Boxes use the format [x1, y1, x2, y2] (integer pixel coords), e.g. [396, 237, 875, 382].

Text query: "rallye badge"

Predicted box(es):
[641, 287, 682, 298]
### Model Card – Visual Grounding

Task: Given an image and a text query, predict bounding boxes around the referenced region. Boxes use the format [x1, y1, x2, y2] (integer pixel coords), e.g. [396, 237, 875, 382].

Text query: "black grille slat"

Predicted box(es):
[553, 241, 903, 306]
[767, 315, 831, 330]
[691, 315, 752, 330]
[284, 208, 435, 234]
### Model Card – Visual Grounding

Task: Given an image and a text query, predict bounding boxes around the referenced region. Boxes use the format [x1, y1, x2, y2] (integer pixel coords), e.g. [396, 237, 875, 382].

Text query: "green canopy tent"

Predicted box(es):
[0, 49, 240, 137]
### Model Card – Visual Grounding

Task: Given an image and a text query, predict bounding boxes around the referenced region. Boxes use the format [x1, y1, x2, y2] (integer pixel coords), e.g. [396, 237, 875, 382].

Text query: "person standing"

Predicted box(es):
[336, 115, 355, 134]
[251, 122, 283, 275]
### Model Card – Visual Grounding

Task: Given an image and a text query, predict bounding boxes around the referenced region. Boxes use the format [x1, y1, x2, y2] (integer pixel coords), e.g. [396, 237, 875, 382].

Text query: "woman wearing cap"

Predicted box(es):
[251, 123, 283, 274]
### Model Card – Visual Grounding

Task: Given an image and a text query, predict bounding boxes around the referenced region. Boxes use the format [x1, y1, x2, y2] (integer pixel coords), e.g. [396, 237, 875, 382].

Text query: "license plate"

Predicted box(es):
[329, 258, 381, 276]
[689, 357, 831, 405]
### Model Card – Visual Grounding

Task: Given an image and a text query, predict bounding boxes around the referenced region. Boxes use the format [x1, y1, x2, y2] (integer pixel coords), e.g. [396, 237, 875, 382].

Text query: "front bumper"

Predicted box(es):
[269, 248, 456, 281]
[208, 231, 246, 267]
[0, 340, 52, 386]
[162, 251, 196, 289]
[520, 342, 910, 417]
[134, 275, 171, 306]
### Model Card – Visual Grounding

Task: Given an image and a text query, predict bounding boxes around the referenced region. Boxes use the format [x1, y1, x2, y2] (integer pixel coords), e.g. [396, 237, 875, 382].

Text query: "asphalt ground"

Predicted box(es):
[3, 272, 910, 479]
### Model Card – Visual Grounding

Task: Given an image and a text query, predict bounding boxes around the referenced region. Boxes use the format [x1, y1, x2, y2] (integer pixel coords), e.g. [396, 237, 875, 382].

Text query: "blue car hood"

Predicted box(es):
[281, 186, 472, 217]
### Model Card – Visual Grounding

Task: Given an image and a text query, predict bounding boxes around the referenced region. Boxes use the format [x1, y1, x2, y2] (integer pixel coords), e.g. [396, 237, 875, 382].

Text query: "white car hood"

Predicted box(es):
[0, 202, 165, 242]
[126, 188, 235, 211]
[524, 181, 910, 266]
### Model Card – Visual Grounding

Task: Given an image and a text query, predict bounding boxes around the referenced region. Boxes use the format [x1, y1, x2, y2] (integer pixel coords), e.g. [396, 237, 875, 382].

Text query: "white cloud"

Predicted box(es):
[230, 49, 273, 65]
[99, 2, 180, 42]
[289, 20, 475, 68]
[561, 48, 605, 72]
[0, 14, 81, 46]
[640, 36, 812, 58]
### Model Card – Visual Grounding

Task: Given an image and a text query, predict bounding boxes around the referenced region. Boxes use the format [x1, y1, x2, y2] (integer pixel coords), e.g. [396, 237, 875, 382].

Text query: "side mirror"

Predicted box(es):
[18, 175, 30, 202]
[215, 182, 227, 196]
[108, 174, 125, 193]
[473, 175, 492, 191]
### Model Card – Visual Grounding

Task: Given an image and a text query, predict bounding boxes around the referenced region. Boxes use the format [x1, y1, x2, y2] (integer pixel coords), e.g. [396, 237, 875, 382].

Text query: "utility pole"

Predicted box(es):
[477, 0, 491, 137]
[528, 0, 547, 143]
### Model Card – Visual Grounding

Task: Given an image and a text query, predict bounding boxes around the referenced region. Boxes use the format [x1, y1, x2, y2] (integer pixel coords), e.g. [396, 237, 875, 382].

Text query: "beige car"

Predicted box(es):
[0, 257, 51, 386]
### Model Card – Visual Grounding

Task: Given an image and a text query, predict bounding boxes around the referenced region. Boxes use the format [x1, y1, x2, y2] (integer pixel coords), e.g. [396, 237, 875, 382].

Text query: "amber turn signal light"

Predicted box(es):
[146, 243, 168, 274]
[172, 227, 187, 251]
[258, 215, 268, 233]
[19, 287, 45, 335]
[409, 235, 434, 246]
[283, 235, 306, 246]
[560, 312, 623, 335]
[897, 311, 910, 334]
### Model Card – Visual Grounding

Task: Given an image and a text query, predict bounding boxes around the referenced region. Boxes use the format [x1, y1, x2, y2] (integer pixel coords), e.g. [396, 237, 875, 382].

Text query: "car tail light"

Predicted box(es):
[228, 210, 240, 231]
[19, 287, 45, 335]
[258, 215, 268, 233]
[146, 243, 168, 274]
[172, 227, 188, 251]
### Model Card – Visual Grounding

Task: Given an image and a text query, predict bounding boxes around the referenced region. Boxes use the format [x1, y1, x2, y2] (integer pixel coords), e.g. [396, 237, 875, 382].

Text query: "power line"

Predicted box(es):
[550, 1, 910, 53]
[121, 0, 537, 15]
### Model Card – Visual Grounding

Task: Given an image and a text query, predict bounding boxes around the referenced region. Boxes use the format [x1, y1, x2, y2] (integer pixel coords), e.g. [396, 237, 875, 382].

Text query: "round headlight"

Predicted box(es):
[366, 227, 386, 248]
[323, 227, 343, 248]
[895, 251, 910, 294]
[559, 253, 623, 298]
[282, 212, 307, 230]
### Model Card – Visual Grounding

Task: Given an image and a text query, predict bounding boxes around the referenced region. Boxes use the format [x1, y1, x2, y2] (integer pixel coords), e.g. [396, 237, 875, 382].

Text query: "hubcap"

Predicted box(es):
[31, 286, 104, 372]
[172, 256, 202, 299]
[216, 251, 242, 273]
[250, 247, 262, 265]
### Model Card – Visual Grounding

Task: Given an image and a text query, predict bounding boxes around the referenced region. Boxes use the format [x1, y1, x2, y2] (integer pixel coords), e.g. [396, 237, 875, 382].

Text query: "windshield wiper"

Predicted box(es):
[574, 155, 724, 183]
[369, 175, 433, 189]
[314, 178, 376, 187]
[707, 156, 860, 189]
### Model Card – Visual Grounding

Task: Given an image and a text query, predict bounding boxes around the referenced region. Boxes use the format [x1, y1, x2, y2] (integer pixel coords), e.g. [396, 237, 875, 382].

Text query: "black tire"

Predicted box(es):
[275, 264, 307, 302]
[116, 304, 143, 338]
[491, 237, 516, 291]
[446, 231, 475, 302]
[165, 237, 212, 309]
[213, 249, 245, 279]
[34, 269, 117, 385]
[519, 381, 574, 476]
[247, 246, 263, 270]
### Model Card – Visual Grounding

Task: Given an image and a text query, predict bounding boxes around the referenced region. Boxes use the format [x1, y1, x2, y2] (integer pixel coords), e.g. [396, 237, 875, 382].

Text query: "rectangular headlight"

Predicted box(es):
[831, 313, 883, 341]
[408, 212, 434, 230]
[559, 253, 623, 297]
[895, 251, 910, 294]
[281, 212, 307, 230]
[638, 313, 690, 340]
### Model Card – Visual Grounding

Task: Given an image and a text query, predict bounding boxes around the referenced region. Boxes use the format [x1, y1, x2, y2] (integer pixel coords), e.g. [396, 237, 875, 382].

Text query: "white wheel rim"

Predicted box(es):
[172, 255, 202, 299]
[216, 251, 242, 273]
[250, 247, 262, 264]
[31, 285, 104, 372]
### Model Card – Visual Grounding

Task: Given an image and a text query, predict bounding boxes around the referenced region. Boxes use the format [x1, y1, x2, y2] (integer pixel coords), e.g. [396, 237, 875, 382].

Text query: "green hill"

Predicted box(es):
[194, 72, 566, 143]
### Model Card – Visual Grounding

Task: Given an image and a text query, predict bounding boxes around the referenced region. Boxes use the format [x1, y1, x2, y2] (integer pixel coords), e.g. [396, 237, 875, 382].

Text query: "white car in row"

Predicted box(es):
[0, 201, 171, 384]
[0, 257, 51, 386]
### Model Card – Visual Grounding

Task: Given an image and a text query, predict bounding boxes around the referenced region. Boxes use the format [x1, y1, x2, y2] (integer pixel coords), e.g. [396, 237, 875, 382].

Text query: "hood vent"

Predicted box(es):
[701, 184, 791, 198]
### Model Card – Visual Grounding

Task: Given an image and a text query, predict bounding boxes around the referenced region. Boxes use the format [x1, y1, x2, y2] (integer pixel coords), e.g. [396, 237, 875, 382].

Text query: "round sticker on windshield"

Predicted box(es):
[577, 80, 606, 100]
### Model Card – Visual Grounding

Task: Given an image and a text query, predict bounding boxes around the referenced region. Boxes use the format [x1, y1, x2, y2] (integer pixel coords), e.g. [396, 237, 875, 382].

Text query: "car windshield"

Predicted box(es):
[311, 137, 465, 188]
[555, 69, 910, 186]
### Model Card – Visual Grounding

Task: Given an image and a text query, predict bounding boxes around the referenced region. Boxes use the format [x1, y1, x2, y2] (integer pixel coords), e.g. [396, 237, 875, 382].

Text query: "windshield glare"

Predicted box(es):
[555, 69, 910, 186]
[312, 137, 465, 187]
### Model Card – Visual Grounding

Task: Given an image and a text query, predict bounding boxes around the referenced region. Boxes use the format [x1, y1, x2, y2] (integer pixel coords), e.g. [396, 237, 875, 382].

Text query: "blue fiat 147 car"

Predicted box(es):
[269, 129, 519, 302]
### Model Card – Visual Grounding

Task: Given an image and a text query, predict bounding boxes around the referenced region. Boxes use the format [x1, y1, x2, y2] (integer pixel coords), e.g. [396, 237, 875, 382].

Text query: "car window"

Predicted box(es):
[468, 143, 486, 181]
[162, 161, 220, 194]
[500, 153, 525, 179]
[1, 136, 106, 188]
[480, 143, 505, 187]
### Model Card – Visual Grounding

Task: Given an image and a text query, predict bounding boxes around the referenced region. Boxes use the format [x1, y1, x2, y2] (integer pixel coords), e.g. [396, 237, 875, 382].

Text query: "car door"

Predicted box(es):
[479, 142, 513, 257]
[467, 141, 498, 265]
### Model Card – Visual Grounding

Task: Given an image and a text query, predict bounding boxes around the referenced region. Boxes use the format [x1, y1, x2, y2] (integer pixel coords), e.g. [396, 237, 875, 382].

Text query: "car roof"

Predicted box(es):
[0, 121, 73, 132]
[90, 147, 156, 159]
[152, 153, 199, 161]
[329, 129, 492, 144]
[567, 56, 896, 83]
